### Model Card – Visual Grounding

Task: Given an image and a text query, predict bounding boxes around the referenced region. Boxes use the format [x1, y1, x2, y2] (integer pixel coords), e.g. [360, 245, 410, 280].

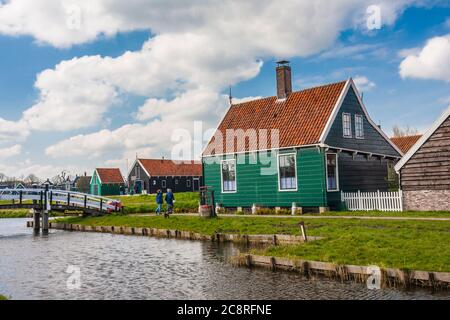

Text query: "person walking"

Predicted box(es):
[155, 189, 163, 215]
[164, 188, 175, 218]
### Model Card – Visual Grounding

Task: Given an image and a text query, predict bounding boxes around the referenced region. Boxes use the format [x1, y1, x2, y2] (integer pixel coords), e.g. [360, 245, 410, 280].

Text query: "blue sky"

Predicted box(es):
[0, 1, 449, 179]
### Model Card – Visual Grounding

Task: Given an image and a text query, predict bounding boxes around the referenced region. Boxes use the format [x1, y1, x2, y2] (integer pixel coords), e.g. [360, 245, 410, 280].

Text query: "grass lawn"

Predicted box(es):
[56, 215, 450, 272]
[310, 210, 450, 218]
[0, 295, 8, 300]
[117, 192, 199, 214]
[0, 209, 32, 218]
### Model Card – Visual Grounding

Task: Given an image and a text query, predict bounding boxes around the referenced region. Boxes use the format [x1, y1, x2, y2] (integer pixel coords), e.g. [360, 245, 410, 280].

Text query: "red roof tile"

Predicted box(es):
[390, 135, 422, 154]
[203, 81, 347, 156]
[138, 159, 202, 177]
[96, 168, 125, 184]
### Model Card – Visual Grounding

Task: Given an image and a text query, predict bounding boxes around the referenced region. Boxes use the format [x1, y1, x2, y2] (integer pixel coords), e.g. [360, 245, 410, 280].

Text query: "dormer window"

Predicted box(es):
[342, 113, 352, 138]
[355, 114, 364, 139]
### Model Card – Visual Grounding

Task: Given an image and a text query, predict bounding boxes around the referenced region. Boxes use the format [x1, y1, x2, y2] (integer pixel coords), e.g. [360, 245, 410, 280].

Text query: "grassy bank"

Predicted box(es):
[56, 215, 450, 272]
[307, 210, 450, 218]
[117, 193, 199, 214]
[0, 209, 32, 218]
[0, 295, 8, 300]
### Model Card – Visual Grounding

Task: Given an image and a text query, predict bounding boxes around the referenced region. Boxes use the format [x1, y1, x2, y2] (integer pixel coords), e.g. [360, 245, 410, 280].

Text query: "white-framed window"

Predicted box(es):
[175, 179, 179, 185]
[221, 159, 236, 192]
[186, 179, 191, 188]
[161, 180, 166, 188]
[278, 153, 297, 191]
[326, 153, 339, 192]
[355, 114, 364, 139]
[342, 113, 352, 138]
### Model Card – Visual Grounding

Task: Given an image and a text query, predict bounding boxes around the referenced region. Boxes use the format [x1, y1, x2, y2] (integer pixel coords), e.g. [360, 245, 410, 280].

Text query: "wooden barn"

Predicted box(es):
[395, 107, 450, 211]
[128, 158, 203, 194]
[90, 168, 126, 196]
[202, 61, 402, 212]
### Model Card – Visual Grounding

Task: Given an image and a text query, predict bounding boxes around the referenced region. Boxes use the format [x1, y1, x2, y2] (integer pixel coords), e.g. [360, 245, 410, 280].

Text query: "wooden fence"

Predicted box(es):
[341, 190, 403, 212]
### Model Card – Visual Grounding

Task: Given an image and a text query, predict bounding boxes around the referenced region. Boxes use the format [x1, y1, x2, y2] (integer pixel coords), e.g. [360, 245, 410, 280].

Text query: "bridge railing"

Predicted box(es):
[0, 188, 121, 212]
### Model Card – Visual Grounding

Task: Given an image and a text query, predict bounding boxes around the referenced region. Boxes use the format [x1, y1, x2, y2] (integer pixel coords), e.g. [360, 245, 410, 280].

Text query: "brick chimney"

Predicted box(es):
[276, 60, 292, 100]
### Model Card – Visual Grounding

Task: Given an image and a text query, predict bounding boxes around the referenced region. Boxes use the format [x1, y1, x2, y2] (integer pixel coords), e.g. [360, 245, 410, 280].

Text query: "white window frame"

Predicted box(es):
[186, 179, 191, 188]
[355, 114, 364, 139]
[161, 180, 166, 188]
[342, 112, 352, 138]
[277, 153, 298, 192]
[326, 153, 340, 192]
[221, 159, 237, 193]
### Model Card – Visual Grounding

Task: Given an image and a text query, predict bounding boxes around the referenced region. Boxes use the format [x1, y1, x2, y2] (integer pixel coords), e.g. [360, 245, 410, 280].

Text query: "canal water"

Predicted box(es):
[0, 218, 448, 300]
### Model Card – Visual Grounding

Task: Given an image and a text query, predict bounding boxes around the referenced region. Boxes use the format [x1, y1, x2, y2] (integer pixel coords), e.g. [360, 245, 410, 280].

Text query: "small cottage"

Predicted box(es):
[90, 168, 126, 196]
[395, 107, 450, 211]
[202, 61, 402, 212]
[128, 159, 203, 194]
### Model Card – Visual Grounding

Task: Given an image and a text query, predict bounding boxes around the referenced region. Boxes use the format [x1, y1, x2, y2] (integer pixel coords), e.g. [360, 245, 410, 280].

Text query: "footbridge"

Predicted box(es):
[0, 188, 122, 216]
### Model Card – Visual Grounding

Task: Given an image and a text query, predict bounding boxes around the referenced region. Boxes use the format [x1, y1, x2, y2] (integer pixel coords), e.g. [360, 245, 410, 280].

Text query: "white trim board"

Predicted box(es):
[395, 106, 450, 172]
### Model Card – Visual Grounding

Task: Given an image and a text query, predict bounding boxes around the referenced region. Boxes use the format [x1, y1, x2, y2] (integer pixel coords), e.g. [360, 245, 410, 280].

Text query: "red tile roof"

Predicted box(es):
[390, 135, 422, 154]
[96, 168, 125, 184]
[203, 81, 347, 156]
[138, 159, 202, 177]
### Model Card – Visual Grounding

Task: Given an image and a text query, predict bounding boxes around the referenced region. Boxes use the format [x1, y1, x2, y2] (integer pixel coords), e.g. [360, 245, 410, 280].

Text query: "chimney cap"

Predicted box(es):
[276, 60, 290, 66]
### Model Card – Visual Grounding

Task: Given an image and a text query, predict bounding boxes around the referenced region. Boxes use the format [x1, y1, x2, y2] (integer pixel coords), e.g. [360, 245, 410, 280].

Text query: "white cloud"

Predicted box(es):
[232, 96, 263, 104]
[399, 34, 450, 82]
[0, 144, 22, 159]
[353, 76, 376, 92]
[0, 118, 29, 145]
[46, 89, 229, 161]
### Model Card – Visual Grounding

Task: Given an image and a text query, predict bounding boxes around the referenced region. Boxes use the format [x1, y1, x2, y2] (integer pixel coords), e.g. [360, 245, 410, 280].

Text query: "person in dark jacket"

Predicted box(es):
[155, 189, 163, 215]
[165, 189, 175, 217]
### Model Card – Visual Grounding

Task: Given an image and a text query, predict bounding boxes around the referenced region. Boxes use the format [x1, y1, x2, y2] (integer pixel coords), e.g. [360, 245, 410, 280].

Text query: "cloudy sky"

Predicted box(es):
[0, 0, 449, 180]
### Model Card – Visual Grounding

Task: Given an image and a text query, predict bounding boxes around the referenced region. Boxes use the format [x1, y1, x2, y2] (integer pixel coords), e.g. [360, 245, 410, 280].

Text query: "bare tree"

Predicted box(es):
[392, 125, 419, 137]
[24, 174, 41, 185]
[0, 173, 6, 183]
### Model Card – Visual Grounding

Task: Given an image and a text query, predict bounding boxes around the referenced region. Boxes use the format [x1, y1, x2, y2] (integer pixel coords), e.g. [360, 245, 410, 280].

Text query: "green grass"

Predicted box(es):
[56, 215, 450, 272]
[117, 192, 199, 214]
[0, 295, 8, 300]
[310, 210, 450, 218]
[0, 209, 32, 218]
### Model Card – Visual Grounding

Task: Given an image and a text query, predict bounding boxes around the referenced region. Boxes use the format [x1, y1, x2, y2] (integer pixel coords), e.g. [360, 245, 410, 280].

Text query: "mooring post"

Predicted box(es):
[299, 221, 308, 243]
[19, 190, 23, 205]
[42, 184, 50, 235]
[33, 209, 41, 235]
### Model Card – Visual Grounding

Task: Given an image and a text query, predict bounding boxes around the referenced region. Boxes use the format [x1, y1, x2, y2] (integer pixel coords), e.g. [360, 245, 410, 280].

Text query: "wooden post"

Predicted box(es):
[100, 199, 103, 212]
[84, 195, 87, 208]
[42, 185, 49, 235]
[67, 193, 71, 206]
[19, 190, 23, 205]
[33, 209, 40, 235]
[299, 222, 307, 242]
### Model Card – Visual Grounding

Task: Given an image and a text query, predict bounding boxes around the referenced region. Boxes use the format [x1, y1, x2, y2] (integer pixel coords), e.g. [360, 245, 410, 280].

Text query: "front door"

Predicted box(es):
[193, 178, 200, 191]
[135, 180, 142, 194]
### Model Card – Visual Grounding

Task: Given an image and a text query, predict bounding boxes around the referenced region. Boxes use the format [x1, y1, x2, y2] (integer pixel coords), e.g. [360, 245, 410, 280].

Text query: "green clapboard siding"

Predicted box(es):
[202, 147, 327, 208]
[90, 171, 123, 196]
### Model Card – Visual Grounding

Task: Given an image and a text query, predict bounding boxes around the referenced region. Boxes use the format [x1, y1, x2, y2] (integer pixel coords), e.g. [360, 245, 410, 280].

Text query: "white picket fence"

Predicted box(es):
[341, 190, 403, 212]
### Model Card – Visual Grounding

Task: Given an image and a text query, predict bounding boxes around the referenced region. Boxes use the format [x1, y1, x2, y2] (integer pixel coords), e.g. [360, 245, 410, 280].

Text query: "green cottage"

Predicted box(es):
[90, 168, 126, 196]
[202, 62, 402, 212]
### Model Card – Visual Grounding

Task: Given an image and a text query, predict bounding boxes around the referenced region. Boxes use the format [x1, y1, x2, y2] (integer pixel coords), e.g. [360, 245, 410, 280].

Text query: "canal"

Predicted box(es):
[0, 218, 448, 300]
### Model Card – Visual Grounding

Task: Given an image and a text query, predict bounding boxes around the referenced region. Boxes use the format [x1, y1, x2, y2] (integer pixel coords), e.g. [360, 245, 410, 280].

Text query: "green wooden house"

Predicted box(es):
[90, 168, 125, 196]
[201, 62, 402, 212]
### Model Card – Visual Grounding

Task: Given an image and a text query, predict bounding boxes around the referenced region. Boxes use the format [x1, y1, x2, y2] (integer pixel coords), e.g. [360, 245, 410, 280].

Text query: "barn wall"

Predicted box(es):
[400, 115, 450, 191]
